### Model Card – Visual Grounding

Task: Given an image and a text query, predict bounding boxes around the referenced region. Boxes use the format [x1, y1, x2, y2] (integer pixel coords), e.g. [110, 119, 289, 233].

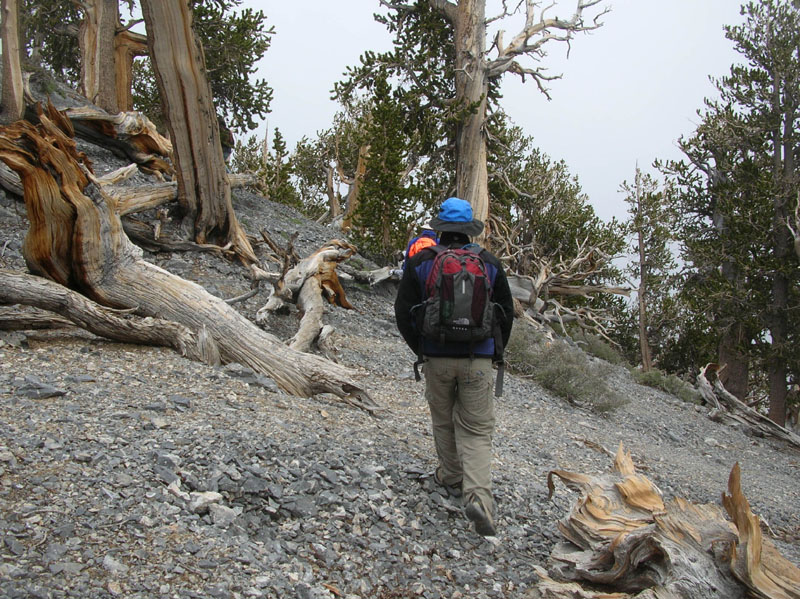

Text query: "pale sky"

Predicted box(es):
[247, 1, 746, 223]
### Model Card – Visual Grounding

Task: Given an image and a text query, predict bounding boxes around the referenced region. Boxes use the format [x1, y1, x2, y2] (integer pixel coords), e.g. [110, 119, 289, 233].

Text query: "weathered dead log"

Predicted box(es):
[723, 464, 800, 598]
[121, 217, 234, 256]
[0, 306, 74, 331]
[0, 109, 377, 413]
[257, 240, 356, 353]
[542, 443, 800, 599]
[698, 364, 800, 449]
[60, 105, 173, 177]
[112, 181, 178, 215]
[108, 172, 260, 217]
[0, 160, 23, 196]
[0, 269, 213, 361]
[96, 164, 139, 186]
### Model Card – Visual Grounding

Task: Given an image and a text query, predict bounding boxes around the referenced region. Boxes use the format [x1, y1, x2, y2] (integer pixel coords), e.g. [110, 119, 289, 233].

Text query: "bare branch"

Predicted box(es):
[486, 0, 609, 80]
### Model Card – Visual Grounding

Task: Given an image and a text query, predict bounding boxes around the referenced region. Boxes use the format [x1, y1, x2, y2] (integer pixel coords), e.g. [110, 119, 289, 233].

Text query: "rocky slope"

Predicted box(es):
[0, 143, 798, 599]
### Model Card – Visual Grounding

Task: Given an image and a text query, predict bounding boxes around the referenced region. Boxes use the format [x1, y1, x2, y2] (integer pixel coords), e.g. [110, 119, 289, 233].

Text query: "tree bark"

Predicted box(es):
[0, 108, 377, 413]
[449, 0, 491, 232]
[114, 29, 148, 112]
[765, 72, 794, 427]
[0, 306, 74, 331]
[0, 269, 214, 362]
[77, 0, 120, 114]
[139, 0, 256, 264]
[717, 322, 749, 401]
[0, 0, 24, 124]
[341, 144, 369, 232]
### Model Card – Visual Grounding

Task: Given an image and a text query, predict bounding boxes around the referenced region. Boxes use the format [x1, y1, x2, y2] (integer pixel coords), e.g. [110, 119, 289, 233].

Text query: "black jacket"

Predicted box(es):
[394, 243, 514, 360]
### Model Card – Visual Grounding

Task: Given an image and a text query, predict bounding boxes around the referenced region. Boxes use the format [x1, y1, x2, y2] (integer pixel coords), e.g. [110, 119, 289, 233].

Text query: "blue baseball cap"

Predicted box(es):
[428, 197, 485, 237]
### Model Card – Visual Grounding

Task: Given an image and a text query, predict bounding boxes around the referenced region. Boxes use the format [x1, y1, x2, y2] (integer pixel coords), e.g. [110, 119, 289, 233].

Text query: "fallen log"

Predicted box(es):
[121, 217, 234, 256]
[0, 106, 378, 413]
[112, 181, 177, 215]
[542, 443, 800, 598]
[62, 105, 173, 177]
[0, 306, 74, 331]
[0, 269, 213, 362]
[256, 240, 356, 353]
[109, 172, 260, 216]
[698, 364, 800, 449]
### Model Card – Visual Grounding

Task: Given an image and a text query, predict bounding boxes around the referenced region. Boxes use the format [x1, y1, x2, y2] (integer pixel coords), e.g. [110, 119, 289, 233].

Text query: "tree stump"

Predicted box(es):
[542, 444, 800, 598]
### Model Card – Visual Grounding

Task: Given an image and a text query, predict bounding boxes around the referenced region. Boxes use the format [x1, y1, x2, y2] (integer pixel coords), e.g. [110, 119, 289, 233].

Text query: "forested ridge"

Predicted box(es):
[1, 1, 799, 597]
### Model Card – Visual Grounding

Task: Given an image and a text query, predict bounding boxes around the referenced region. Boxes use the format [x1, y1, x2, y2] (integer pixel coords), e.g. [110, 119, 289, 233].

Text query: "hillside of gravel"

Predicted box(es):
[1, 139, 799, 599]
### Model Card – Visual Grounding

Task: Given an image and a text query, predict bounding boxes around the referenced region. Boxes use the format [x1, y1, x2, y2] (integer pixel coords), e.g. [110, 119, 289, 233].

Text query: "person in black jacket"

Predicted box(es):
[394, 197, 513, 536]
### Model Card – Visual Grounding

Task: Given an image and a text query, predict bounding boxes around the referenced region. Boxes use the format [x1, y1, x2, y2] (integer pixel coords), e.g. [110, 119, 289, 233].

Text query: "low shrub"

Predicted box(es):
[579, 333, 627, 365]
[506, 325, 628, 413]
[631, 368, 702, 404]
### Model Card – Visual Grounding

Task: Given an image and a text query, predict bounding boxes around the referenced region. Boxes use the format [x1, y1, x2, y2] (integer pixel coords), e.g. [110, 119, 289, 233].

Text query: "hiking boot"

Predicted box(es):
[465, 500, 496, 536]
[433, 467, 462, 498]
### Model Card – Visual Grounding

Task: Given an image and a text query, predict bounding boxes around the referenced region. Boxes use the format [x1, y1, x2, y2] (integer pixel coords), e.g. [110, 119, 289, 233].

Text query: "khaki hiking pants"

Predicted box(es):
[424, 356, 495, 517]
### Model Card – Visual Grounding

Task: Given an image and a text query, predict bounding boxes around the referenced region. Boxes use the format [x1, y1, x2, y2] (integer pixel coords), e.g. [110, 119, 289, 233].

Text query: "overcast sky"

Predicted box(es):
[247, 1, 746, 223]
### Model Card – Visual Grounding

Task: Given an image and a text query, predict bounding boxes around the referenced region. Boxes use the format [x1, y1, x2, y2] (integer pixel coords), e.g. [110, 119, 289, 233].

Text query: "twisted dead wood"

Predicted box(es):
[542, 443, 800, 598]
[0, 106, 377, 413]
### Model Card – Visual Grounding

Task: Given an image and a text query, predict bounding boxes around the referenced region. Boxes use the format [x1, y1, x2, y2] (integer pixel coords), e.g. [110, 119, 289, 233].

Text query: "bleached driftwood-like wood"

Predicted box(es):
[120, 218, 233, 256]
[542, 443, 800, 599]
[288, 275, 325, 352]
[0, 161, 23, 196]
[96, 164, 139, 186]
[63, 105, 173, 176]
[1, 0, 25, 125]
[698, 364, 800, 449]
[0, 109, 377, 413]
[257, 240, 356, 353]
[723, 464, 800, 598]
[114, 29, 148, 112]
[109, 174, 260, 217]
[0, 306, 74, 331]
[77, 0, 120, 114]
[0, 269, 213, 361]
[112, 181, 178, 215]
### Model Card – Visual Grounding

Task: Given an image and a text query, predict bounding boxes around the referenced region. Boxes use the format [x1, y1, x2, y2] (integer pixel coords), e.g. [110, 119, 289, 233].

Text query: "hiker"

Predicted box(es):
[394, 197, 513, 536]
[402, 225, 438, 269]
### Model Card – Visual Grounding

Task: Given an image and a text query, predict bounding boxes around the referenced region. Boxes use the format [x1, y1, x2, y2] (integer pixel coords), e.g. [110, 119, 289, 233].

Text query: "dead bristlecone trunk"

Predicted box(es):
[139, 0, 256, 264]
[1, 0, 25, 125]
[0, 104, 377, 413]
[539, 443, 800, 599]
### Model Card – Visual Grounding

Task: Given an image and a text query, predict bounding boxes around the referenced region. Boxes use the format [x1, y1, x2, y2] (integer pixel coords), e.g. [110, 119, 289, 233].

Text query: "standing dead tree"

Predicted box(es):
[0, 104, 377, 413]
[1, 0, 24, 125]
[139, 0, 256, 264]
[405, 0, 607, 232]
[542, 444, 800, 598]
